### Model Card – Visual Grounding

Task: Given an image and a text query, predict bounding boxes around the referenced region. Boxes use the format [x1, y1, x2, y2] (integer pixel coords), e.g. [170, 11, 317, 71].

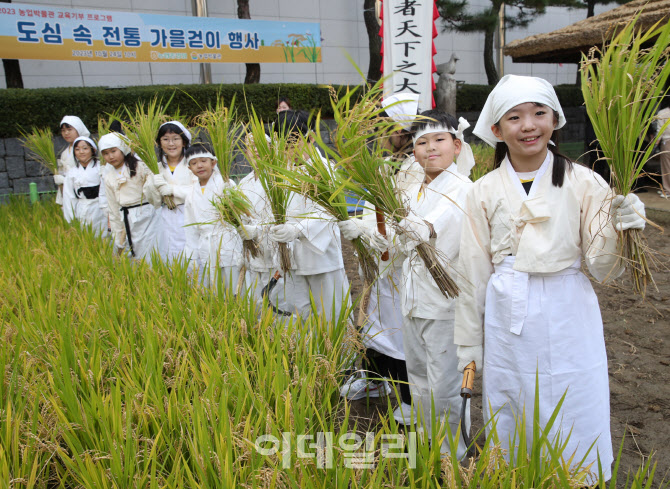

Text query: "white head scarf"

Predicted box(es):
[160, 120, 192, 143]
[381, 93, 420, 130]
[412, 116, 476, 178]
[73, 136, 98, 153]
[473, 75, 566, 148]
[185, 148, 217, 166]
[98, 133, 131, 156]
[60, 116, 90, 139]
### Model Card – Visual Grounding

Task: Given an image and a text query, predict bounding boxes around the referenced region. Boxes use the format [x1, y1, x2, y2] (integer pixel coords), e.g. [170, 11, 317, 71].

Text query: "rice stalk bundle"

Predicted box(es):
[20, 126, 57, 174]
[97, 108, 124, 139]
[315, 82, 459, 298]
[213, 186, 260, 259]
[581, 16, 670, 294]
[246, 110, 292, 272]
[470, 143, 495, 181]
[272, 126, 378, 287]
[195, 95, 244, 180]
[123, 96, 177, 209]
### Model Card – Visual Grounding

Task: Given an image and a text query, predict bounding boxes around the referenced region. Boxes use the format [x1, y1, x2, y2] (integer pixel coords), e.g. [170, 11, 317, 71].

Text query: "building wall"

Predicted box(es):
[0, 0, 612, 89]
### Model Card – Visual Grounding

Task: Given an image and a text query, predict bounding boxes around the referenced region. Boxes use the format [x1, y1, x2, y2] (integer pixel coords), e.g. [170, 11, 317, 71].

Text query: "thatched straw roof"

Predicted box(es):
[503, 0, 670, 63]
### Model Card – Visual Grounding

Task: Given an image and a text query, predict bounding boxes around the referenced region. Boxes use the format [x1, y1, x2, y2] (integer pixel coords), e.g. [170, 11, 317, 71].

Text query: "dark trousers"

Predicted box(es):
[362, 348, 412, 405]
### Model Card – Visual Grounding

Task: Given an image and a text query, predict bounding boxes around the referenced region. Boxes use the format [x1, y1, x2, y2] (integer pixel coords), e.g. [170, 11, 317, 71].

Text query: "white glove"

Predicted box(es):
[397, 217, 431, 253]
[269, 223, 301, 243]
[153, 174, 168, 189]
[367, 230, 389, 254]
[457, 345, 483, 373]
[338, 219, 365, 240]
[158, 184, 174, 197]
[612, 194, 646, 231]
[53, 174, 65, 185]
[237, 223, 260, 241]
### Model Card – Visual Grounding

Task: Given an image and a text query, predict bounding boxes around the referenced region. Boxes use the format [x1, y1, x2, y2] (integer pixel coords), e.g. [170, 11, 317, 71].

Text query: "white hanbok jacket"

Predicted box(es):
[55, 145, 75, 205]
[159, 158, 198, 260]
[183, 172, 243, 283]
[62, 161, 107, 235]
[103, 162, 163, 260]
[401, 167, 473, 319]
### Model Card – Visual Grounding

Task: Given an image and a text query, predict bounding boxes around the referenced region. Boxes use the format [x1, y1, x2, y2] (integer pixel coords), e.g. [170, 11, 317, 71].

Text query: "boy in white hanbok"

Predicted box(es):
[456, 75, 647, 480]
[62, 137, 107, 237]
[183, 143, 242, 291]
[396, 110, 474, 459]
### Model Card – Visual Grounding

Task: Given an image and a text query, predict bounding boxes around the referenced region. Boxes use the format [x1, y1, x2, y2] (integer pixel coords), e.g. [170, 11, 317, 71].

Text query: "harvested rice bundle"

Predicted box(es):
[213, 186, 260, 259]
[581, 16, 670, 294]
[195, 96, 244, 181]
[21, 127, 57, 174]
[123, 96, 177, 209]
[246, 111, 293, 273]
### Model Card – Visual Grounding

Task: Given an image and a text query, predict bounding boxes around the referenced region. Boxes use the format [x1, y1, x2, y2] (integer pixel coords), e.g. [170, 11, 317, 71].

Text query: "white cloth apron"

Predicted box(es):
[123, 204, 163, 264]
[483, 255, 613, 479]
[160, 204, 187, 262]
[363, 267, 405, 360]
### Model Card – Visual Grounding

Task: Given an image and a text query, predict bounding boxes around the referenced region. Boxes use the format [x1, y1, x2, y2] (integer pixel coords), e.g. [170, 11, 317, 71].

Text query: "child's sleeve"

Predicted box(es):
[104, 176, 126, 251]
[454, 185, 494, 348]
[580, 171, 625, 282]
[182, 191, 201, 265]
[61, 170, 76, 223]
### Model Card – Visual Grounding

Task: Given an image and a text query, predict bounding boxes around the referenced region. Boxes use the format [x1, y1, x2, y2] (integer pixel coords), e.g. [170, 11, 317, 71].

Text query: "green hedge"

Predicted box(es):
[0, 82, 584, 138]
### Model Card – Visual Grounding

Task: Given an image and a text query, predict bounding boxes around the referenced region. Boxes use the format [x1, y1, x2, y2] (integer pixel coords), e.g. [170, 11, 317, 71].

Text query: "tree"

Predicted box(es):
[236, 0, 260, 84]
[364, 0, 383, 84]
[437, 0, 580, 85]
[1, 0, 23, 88]
[579, 0, 630, 17]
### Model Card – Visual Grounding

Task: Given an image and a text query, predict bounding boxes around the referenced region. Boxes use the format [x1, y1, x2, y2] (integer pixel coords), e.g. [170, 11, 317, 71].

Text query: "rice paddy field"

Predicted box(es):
[1, 197, 667, 488]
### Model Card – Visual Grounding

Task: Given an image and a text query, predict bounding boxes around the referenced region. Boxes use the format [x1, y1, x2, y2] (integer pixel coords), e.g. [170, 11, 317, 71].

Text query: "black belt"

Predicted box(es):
[76, 185, 100, 199]
[120, 202, 149, 257]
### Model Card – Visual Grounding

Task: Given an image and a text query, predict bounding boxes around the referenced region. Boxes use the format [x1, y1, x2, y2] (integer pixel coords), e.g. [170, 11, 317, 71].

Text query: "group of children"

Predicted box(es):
[53, 75, 648, 480]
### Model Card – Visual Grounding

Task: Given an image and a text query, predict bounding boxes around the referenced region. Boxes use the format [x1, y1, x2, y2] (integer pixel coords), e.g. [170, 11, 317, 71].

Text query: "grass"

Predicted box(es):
[1, 197, 666, 488]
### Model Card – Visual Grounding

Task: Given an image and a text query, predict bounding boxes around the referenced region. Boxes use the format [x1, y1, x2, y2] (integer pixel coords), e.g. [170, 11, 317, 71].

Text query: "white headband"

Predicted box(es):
[60, 115, 90, 138]
[186, 150, 217, 165]
[73, 136, 98, 152]
[98, 132, 131, 156]
[381, 93, 420, 130]
[473, 75, 566, 148]
[413, 117, 475, 177]
[160, 120, 192, 143]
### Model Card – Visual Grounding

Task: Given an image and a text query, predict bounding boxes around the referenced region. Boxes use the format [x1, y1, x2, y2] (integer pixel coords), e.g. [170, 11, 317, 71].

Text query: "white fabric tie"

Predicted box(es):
[412, 117, 475, 177]
[495, 256, 582, 335]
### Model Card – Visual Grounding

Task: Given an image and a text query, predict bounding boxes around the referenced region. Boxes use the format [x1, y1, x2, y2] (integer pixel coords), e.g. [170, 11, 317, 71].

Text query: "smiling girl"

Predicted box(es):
[61, 137, 107, 236]
[455, 75, 647, 480]
[152, 121, 196, 262]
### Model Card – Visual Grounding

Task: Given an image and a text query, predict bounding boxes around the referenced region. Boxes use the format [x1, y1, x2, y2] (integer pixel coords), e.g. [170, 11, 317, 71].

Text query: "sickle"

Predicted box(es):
[375, 206, 389, 262]
[261, 270, 292, 317]
[460, 361, 476, 457]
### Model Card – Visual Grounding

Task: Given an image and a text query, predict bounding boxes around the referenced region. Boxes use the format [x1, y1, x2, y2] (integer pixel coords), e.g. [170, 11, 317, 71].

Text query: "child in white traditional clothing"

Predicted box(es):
[62, 137, 108, 237]
[183, 143, 243, 291]
[53, 116, 90, 206]
[337, 93, 424, 425]
[100, 133, 163, 264]
[455, 75, 647, 480]
[268, 110, 350, 321]
[389, 110, 474, 459]
[152, 121, 197, 262]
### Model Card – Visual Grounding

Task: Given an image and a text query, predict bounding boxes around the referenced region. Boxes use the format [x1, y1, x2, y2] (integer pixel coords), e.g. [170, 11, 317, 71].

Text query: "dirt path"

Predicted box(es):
[341, 216, 670, 481]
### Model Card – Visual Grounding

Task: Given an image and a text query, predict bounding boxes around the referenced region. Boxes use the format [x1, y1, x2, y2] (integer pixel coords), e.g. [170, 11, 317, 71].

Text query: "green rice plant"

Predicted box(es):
[195, 94, 245, 180]
[271, 127, 378, 288]
[581, 16, 670, 295]
[314, 80, 460, 298]
[470, 143, 495, 182]
[20, 126, 57, 174]
[96, 107, 124, 139]
[213, 185, 261, 259]
[246, 109, 293, 272]
[123, 95, 177, 209]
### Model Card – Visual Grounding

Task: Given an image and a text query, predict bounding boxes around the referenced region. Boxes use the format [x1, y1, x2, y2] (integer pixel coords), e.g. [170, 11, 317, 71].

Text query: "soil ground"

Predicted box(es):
[340, 193, 670, 483]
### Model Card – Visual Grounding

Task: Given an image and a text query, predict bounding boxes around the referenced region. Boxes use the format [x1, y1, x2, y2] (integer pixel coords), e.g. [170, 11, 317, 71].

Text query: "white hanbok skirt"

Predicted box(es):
[483, 256, 613, 480]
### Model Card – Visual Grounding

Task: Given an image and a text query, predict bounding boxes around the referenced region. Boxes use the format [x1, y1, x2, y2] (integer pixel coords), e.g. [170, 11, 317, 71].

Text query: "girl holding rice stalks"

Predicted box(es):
[101, 133, 164, 263]
[54, 116, 90, 206]
[61, 137, 108, 237]
[183, 143, 242, 291]
[268, 110, 350, 321]
[152, 121, 197, 262]
[455, 75, 646, 480]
